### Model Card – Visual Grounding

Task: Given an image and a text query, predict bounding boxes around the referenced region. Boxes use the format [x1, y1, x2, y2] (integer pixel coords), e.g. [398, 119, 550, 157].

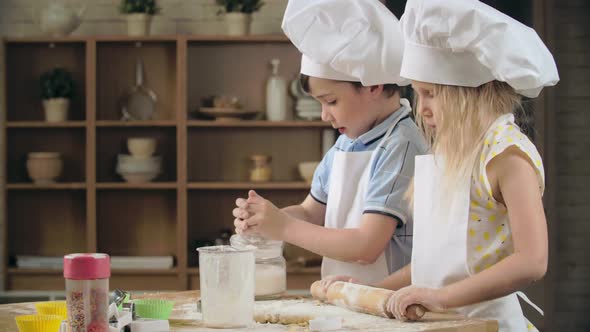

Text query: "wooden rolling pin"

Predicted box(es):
[310, 281, 426, 320]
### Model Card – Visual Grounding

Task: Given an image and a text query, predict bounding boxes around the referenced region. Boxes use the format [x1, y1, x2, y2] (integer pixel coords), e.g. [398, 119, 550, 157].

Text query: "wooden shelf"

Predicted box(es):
[6, 121, 86, 128]
[96, 120, 176, 127]
[187, 266, 321, 275]
[96, 182, 177, 189]
[7, 268, 61, 275]
[3, 34, 321, 291]
[187, 34, 290, 43]
[188, 182, 310, 190]
[4, 34, 290, 43]
[111, 268, 178, 275]
[4, 37, 88, 43]
[6, 183, 86, 190]
[187, 120, 329, 128]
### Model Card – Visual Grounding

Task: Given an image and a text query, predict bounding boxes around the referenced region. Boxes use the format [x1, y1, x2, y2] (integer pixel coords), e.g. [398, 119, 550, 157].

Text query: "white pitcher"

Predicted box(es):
[39, 1, 85, 36]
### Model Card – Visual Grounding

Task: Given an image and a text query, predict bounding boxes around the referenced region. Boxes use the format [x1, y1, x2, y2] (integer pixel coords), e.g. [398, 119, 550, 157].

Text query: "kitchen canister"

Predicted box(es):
[64, 253, 110, 332]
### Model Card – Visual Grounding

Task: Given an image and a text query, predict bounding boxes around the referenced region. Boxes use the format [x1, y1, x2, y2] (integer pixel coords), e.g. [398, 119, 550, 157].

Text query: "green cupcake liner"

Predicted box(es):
[133, 299, 174, 320]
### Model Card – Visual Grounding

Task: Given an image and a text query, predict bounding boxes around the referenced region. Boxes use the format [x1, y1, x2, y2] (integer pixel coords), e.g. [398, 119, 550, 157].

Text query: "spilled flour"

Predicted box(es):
[169, 299, 490, 332]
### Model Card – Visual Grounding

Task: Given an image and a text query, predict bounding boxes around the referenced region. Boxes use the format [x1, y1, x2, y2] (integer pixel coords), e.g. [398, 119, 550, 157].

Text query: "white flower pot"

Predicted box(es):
[126, 13, 153, 36]
[225, 13, 251, 36]
[43, 98, 70, 122]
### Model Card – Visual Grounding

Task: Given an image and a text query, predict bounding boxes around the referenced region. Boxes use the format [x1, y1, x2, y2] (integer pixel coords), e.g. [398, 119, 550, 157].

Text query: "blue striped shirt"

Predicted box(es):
[310, 101, 428, 273]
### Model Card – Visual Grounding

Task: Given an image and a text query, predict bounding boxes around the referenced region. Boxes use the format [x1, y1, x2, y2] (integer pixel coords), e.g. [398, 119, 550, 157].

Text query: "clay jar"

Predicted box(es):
[26, 152, 63, 184]
[249, 154, 272, 182]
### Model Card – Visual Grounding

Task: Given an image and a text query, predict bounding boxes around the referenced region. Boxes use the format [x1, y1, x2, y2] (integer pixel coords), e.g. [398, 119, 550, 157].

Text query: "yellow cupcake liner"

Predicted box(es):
[133, 299, 174, 320]
[15, 314, 62, 332]
[34, 301, 67, 320]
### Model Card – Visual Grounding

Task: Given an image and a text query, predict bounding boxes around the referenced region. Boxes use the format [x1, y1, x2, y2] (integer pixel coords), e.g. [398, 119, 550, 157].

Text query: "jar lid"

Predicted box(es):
[250, 154, 271, 162]
[64, 253, 110, 280]
[230, 234, 283, 259]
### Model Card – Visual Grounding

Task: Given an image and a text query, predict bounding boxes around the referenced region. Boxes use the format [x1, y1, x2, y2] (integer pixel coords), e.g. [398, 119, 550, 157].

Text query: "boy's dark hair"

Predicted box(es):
[299, 74, 401, 98]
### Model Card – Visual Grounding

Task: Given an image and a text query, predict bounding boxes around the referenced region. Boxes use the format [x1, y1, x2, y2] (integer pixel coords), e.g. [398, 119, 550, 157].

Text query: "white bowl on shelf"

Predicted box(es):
[298, 161, 320, 184]
[119, 172, 159, 183]
[117, 154, 162, 174]
[127, 137, 157, 158]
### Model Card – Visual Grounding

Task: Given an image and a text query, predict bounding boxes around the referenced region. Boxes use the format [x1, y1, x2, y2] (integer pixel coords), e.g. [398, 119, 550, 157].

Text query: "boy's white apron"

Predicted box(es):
[321, 109, 408, 285]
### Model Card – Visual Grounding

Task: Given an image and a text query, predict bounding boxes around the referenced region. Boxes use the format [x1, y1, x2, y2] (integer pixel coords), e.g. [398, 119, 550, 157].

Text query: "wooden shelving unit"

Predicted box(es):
[2, 35, 322, 291]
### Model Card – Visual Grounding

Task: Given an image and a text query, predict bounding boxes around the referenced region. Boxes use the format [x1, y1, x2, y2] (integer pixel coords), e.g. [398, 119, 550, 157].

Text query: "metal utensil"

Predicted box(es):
[121, 58, 157, 121]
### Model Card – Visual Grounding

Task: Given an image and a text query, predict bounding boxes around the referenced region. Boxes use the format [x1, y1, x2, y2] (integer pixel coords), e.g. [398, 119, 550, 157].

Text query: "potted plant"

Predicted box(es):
[119, 0, 161, 36]
[216, 0, 264, 36]
[40, 68, 75, 122]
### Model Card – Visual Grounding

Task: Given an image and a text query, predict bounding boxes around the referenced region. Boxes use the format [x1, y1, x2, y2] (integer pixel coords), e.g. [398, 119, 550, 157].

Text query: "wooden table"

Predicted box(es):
[0, 291, 498, 332]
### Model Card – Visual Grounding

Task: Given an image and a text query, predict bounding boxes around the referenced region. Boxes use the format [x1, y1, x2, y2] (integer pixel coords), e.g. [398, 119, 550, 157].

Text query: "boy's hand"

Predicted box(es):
[239, 190, 291, 240]
[387, 286, 445, 321]
[233, 195, 252, 233]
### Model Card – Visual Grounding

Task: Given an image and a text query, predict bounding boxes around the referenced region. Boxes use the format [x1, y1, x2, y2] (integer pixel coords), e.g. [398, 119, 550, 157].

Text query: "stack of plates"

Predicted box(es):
[295, 98, 322, 120]
[116, 154, 162, 183]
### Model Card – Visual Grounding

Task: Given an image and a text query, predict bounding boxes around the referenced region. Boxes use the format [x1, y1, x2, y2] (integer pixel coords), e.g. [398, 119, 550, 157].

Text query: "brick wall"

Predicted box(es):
[552, 0, 590, 330]
[0, 0, 288, 37]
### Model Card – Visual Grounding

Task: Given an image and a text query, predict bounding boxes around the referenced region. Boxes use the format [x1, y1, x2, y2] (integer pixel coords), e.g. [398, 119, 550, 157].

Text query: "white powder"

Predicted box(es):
[256, 264, 286, 297]
[198, 246, 255, 328]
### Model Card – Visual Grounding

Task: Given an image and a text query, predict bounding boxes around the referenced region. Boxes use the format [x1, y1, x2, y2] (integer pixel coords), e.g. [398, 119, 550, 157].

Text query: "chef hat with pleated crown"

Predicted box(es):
[281, 0, 409, 86]
[400, 0, 559, 98]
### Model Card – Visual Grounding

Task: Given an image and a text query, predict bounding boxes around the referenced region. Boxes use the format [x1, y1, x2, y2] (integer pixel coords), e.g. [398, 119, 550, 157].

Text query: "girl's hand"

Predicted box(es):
[388, 286, 446, 321]
[318, 275, 362, 298]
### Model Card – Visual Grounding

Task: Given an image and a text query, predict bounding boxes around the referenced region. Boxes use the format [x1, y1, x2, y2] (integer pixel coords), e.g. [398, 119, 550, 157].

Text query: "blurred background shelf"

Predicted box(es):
[1, 36, 323, 292]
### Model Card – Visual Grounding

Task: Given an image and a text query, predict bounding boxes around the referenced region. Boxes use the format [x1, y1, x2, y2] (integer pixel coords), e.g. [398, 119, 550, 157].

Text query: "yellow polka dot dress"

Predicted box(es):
[467, 114, 544, 331]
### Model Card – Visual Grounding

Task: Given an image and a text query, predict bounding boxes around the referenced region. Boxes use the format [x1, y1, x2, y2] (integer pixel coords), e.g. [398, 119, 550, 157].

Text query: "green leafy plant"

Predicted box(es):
[40, 68, 75, 100]
[216, 0, 264, 14]
[119, 0, 161, 15]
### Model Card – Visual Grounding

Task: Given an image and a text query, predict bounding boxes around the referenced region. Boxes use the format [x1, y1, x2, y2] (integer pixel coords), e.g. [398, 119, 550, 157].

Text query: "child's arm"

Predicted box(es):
[282, 212, 396, 263]
[390, 147, 548, 318]
[373, 263, 412, 290]
[234, 194, 326, 231]
[280, 195, 326, 226]
[237, 191, 396, 264]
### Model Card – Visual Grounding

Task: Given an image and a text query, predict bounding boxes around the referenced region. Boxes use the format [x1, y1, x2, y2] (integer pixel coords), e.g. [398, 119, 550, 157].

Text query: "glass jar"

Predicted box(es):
[197, 245, 255, 328]
[230, 234, 286, 299]
[63, 253, 110, 332]
[249, 154, 272, 182]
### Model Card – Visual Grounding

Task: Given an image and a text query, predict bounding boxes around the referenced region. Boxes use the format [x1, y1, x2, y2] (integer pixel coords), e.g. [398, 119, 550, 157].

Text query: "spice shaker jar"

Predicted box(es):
[64, 253, 110, 332]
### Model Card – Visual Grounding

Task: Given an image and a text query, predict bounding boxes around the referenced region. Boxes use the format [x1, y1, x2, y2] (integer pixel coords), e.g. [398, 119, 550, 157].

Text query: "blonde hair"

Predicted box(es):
[406, 81, 522, 204]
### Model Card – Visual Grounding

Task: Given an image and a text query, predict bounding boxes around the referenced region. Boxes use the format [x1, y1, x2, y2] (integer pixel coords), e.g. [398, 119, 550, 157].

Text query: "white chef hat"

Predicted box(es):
[400, 0, 559, 98]
[281, 0, 409, 86]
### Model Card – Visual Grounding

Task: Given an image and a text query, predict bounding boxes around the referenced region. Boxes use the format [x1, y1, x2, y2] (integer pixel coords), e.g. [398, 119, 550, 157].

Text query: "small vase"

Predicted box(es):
[43, 98, 70, 122]
[126, 13, 152, 36]
[224, 13, 251, 36]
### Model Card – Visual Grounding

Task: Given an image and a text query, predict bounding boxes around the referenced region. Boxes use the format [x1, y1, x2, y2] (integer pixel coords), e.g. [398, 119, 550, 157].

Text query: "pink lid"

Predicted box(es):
[63, 253, 110, 280]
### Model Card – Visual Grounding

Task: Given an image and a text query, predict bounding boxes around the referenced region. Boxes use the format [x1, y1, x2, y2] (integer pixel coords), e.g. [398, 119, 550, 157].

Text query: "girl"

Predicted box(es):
[233, 0, 427, 285]
[322, 0, 559, 330]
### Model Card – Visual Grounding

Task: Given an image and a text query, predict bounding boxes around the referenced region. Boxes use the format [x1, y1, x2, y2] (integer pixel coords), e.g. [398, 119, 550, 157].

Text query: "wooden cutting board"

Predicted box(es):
[134, 290, 498, 332]
[0, 291, 497, 332]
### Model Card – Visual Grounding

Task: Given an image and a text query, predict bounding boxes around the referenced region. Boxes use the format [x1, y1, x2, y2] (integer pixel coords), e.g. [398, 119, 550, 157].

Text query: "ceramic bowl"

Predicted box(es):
[117, 154, 162, 174]
[119, 172, 159, 183]
[127, 137, 156, 158]
[298, 161, 320, 184]
[26, 152, 63, 184]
